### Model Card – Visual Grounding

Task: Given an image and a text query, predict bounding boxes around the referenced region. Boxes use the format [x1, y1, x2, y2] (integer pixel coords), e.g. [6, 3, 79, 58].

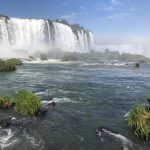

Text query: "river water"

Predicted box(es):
[0, 61, 150, 150]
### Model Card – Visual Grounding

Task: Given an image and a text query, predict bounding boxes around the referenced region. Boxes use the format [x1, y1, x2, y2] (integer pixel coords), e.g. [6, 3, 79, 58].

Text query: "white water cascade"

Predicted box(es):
[0, 16, 94, 57]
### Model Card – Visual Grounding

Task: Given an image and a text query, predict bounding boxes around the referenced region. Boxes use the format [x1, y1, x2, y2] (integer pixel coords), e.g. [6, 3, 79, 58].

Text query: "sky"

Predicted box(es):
[0, 0, 150, 55]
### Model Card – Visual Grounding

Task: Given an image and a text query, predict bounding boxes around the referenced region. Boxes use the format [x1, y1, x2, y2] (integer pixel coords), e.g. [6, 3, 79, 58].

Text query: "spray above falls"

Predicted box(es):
[0, 15, 94, 57]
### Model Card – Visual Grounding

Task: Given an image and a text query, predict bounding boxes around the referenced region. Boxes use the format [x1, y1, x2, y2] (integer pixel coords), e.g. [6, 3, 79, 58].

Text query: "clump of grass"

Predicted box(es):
[15, 90, 43, 116]
[128, 104, 150, 140]
[0, 96, 15, 109]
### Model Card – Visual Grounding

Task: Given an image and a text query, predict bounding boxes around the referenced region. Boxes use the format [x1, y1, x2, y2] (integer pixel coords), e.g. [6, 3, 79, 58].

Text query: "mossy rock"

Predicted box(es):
[15, 90, 43, 116]
[128, 105, 150, 140]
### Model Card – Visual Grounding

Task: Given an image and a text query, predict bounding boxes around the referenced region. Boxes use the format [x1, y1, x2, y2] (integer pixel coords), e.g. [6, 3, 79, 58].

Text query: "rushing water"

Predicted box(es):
[0, 17, 94, 57]
[0, 61, 150, 150]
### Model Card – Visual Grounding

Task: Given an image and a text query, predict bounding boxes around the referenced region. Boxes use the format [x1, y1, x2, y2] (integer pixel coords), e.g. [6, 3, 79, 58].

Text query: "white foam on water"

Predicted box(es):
[42, 97, 77, 104]
[23, 59, 61, 64]
[101, 128, 133, 150]
[23, 132, 45, 150]
[51, 97, 77, 104]
[35, 91, 45, 95]
[0, 128, 18, 149]
[124, 111, 130, 120]
[41, 100, 51, 106]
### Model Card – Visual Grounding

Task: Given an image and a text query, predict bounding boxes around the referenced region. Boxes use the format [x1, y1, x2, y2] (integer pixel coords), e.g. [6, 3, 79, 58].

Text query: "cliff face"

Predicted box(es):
[0, 15, 94, 57]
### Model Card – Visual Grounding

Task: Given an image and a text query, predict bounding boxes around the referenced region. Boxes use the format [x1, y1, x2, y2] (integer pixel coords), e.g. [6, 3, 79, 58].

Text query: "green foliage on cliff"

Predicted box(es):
[15, 90, 43, 116]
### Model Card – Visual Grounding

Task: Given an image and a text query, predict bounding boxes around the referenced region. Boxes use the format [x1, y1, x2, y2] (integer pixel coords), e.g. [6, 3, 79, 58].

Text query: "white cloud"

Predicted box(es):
[111, 0, 121, 6]
[61, 12, 76, 20]
[130, 7, 135, 12]
[62, 2, 69, 7]
[96, 3, 114, 12]
[96, 0, 122, 12]
[106, 13, 131, 19]
[80, 6, 89, 14]
[80, 6, 86, 10]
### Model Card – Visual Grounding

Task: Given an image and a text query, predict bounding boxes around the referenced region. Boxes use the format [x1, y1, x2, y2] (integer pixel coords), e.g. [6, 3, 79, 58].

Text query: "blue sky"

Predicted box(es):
[0, 0, 150, 44]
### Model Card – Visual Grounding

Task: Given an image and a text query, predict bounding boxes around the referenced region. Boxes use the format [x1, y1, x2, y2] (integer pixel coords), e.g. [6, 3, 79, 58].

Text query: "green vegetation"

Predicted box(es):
[128, 95, 150, 140]
[0, 90, 44, 116]
[0, 59, 16, 72]
[0, 96, 15, 109]
[0, 58, 22, 72]
[6, 58, 22, 66]
[128, 105, 150, 140]
[48, 49, 150, 63]
[15, 90, 43, 116]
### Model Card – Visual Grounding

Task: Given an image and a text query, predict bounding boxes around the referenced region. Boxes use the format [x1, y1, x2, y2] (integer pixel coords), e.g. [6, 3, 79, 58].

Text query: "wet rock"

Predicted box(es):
[47, 102, 56, 107]
[0, 119, 11, 128]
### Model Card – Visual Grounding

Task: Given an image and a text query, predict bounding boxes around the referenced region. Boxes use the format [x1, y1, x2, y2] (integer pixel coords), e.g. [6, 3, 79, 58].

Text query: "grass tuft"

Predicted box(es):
[128, 104, 150, 140]
[15, 90, 43, 116]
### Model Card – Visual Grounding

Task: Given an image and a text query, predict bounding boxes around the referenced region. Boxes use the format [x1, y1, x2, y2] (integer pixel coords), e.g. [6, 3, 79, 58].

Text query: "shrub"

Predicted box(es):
[128, 105, 150, 140]
[0, 58, 22, 72]
[0, 96, 15, 109]
[15, 90, 43, 116]
[6, 58, 22, 66]
[0, 59, 16, 72]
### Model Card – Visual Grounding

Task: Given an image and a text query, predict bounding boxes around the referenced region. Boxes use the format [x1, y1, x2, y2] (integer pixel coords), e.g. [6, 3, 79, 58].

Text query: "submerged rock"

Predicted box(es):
[46, 101, 56, 107]
[35, 101, 56, 115]
[135, 63, 140, 68]
[42, 101, 56, 108]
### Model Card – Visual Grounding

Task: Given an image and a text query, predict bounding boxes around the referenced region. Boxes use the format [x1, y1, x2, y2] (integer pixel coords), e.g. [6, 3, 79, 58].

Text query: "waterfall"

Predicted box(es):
[0, 16, 94, 57]
[53, 22, 77, 52]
